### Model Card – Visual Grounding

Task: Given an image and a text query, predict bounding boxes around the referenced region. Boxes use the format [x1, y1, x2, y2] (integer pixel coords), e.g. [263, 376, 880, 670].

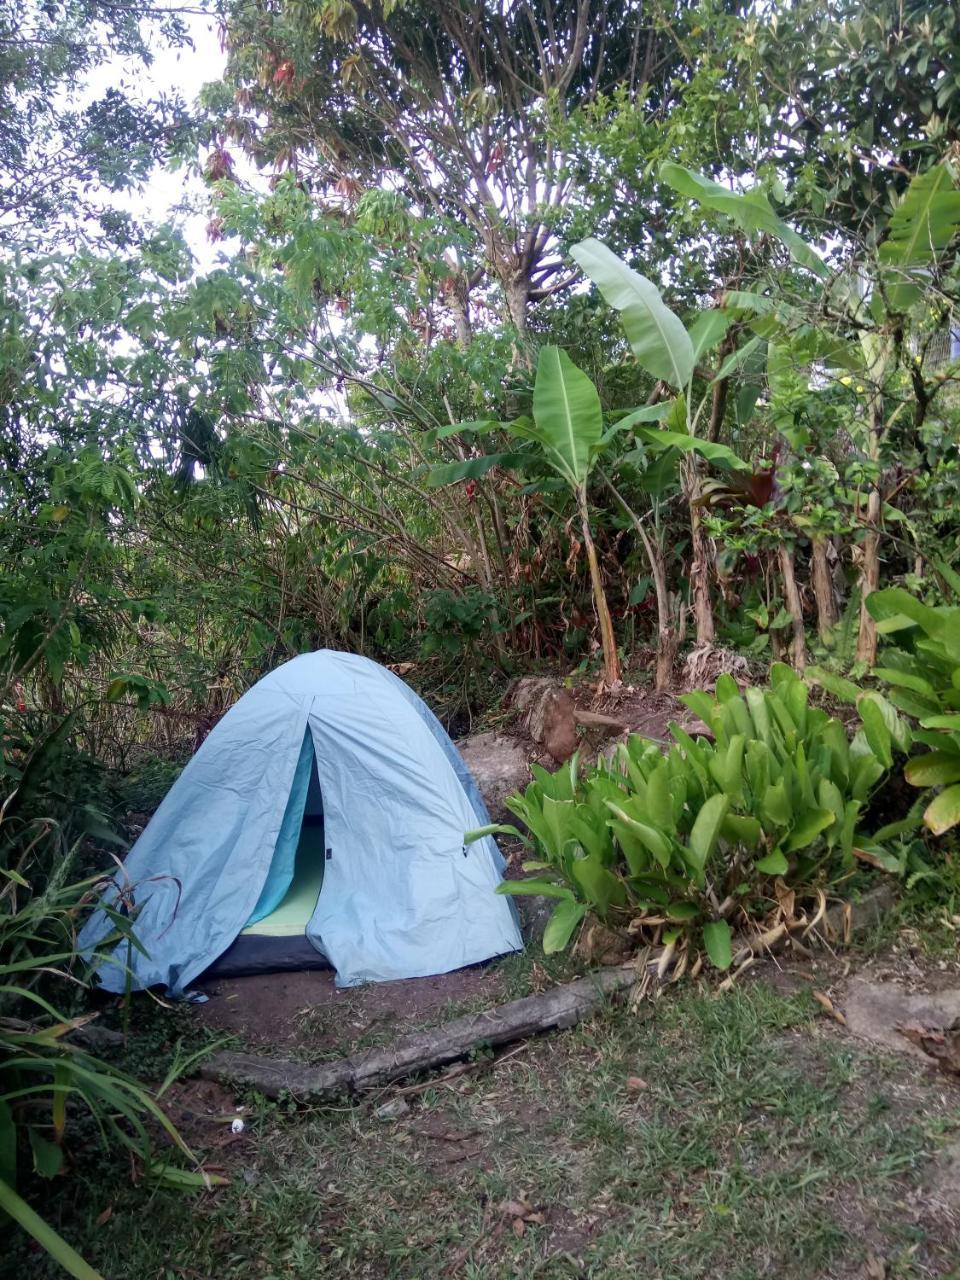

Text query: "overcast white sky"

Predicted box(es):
[85, 9, 233, 270]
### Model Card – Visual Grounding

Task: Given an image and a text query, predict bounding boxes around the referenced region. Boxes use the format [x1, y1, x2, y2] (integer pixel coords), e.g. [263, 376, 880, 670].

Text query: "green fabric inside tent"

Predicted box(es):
[241, 823, 325, 938]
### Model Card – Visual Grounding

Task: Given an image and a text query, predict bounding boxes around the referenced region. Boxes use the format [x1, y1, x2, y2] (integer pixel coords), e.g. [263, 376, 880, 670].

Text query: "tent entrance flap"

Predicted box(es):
[200, 818, 329, 978]
[241, 820, 325, 938]
[200, 734, 329, 980]
[245, 728, 315, 928]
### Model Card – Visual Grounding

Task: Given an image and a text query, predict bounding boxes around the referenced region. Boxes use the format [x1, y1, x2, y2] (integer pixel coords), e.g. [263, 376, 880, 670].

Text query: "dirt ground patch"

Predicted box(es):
[195, 960, 510, 1058]
[599, 684, 684, 742]
[790, 932, 960, 1068]
[157, 1076, 257, 1172]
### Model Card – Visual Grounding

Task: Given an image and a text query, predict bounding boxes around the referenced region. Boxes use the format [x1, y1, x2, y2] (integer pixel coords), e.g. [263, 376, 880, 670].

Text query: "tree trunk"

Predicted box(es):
[778, 543, 808, 671]
[578, 490, 621, 687]
[856, 396, 885, 667]
[810, 536, 838, 645]
[445, 270, 472, 348]
[600, 472, 678, 690]
[502, 272, 531, 343]
[856, 491, 882, 665]
[655, 610, 684, 692]
[682, 456, 715, 647]
[643, 527, 682, 692]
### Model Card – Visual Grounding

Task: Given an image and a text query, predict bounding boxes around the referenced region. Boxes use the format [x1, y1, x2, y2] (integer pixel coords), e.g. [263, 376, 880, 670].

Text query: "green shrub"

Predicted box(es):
[470, 664, 901, 968]
[862, 587, 960, 837]
[115, 755, 186, 817]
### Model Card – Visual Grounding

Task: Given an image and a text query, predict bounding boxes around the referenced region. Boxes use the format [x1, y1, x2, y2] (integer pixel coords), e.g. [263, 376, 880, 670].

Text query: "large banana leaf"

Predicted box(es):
[570, 237, 695, 390]
[0, 1178, 104, 1280]
[517, 345, 604, 489]
[878, 163, 960, 310]
[661, 162, 829, 279]
[687, 308, 733, 364]
[425, 451, 530, 487]
[633, 426, 751, 473]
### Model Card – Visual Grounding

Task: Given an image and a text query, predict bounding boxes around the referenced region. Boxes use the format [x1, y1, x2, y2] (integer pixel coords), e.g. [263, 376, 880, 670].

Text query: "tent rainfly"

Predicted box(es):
[80, 652, 522, 993]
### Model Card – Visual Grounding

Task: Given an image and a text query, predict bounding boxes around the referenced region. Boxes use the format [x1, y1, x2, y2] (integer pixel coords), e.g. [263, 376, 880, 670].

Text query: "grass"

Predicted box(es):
[8, 977, 960, 1280]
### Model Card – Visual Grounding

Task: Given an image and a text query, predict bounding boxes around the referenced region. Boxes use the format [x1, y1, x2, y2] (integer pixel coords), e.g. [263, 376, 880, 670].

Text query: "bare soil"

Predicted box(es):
[195, 961, 508, 1058]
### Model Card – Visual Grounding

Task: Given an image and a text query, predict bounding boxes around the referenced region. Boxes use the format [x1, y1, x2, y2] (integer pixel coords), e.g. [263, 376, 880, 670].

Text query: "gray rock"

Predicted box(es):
[373, 1097, 410, 1121]
[514, 893, 555, 943]
[457, 731, 532, 822]
[842, 975, 960, 1058]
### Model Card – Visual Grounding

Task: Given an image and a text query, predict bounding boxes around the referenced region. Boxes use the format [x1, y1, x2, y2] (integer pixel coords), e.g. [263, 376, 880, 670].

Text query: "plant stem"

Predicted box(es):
[578, 488, 621, 687]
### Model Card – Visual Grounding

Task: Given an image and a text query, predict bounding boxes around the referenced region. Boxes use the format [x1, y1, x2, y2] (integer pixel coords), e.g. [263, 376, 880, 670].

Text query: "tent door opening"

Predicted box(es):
[199, 729, 330, 980]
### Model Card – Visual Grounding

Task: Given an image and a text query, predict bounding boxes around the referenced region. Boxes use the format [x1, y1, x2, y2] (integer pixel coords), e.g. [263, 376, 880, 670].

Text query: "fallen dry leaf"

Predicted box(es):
[812, 990, 847, 1025]
[95, 1207, 113, 1227]
[774, 877, 796, 925]
[865, 1251, 886, 1278]
[499, 1195, 546, 1233]
[499, 1199, 533, 1220]
[852, 847, 889, 871]
[626, 1076, 648, 1092]
[439, 1145, 483, 1163]
[897, 1020, 960, 1075]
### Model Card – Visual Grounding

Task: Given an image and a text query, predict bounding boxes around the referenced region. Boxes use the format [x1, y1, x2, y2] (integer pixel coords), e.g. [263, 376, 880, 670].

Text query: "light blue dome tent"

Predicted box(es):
[80, 652, 522, 993]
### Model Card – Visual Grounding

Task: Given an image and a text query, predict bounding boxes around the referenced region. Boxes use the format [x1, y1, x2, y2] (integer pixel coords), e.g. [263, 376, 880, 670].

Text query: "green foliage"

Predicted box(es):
[0, 2, 193, 248]
[867, 588, 960, 835]
[420, 587, 501, 661]
[0, 821, 218, 1276]
[878, 162, 960, 309]
[481, 665, 899, 966]
[115, 758, 185, 818]
[521, 346, 605, 490]
[569, 238, 695, 389]
[660, 162, 829, 279]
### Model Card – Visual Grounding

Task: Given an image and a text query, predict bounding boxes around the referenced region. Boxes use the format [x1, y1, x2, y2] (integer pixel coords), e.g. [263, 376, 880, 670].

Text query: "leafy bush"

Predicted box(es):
[420, 586, 502, 660]
[115, 756, 186, 817]
[471, 664, 899, 968]
[863, 587, 960, 836]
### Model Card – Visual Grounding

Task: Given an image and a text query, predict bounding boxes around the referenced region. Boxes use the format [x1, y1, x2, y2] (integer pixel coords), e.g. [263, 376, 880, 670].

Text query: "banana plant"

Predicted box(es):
[569, 236, 751, 651]
[509, 345, 621, 685]
[428, 343, 752, 686]
[659, 156, 960, 666]
[424, 345, 623, 683]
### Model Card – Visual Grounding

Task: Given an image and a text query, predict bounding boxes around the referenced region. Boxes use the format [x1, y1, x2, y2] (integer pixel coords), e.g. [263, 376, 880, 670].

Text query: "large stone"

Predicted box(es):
[457, 730, 551, 941]
[842, 974, 960, 1059]
[507, 677, 578, 763]
[514, 893, 554, 943]
[457, 731, 532, 822]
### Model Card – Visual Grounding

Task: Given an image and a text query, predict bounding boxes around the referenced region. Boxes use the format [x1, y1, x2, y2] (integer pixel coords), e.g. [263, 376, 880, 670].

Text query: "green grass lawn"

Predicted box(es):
[9, 977, 960, 1280]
